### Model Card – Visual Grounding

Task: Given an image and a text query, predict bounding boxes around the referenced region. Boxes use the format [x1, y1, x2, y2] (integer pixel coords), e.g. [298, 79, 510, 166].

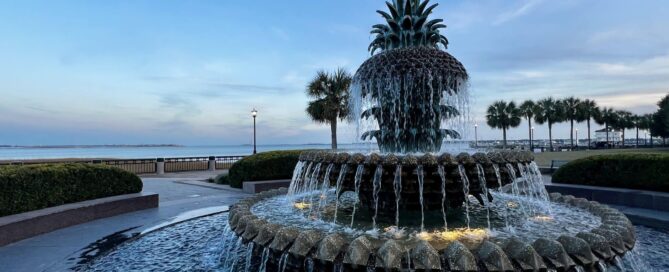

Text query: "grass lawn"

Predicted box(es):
[533, 147, 669, 167]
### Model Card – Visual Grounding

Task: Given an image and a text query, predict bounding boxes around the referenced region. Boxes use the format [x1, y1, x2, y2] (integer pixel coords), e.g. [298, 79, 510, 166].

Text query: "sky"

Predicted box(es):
[1, 0, 668, 146]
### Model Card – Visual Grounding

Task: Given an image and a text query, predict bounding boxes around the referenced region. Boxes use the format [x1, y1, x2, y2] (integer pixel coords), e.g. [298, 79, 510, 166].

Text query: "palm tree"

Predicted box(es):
[595, 107, 618, 148]
[534, 98, 565, 151]
[615, 110, 634, 147]
[562, 97, 583, 149]
[519, 100, 536, 150]
[305, 68, 352, 150]
[486, 101, 522, 148]
[578, 99, 599, 148]
[632, 115, 644, 147]
[640, 113, 655, 147]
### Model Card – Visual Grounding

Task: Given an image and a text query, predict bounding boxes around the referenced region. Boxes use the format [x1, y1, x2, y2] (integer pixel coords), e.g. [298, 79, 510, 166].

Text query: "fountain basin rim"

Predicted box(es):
[228, 188, 636, 271]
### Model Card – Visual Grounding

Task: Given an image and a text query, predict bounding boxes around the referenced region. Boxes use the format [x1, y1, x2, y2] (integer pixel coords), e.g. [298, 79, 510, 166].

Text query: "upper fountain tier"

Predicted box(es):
[352, 47, 470, 154]
[349, 0, 469, 154]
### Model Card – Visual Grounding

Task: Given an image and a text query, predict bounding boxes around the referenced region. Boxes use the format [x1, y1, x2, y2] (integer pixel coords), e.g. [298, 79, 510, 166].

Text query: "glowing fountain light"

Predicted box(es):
[416, 228, 489, 243]
[507, 201, 519, 209]
[293, 202, 311, 210]
[532, 215, 553, 222]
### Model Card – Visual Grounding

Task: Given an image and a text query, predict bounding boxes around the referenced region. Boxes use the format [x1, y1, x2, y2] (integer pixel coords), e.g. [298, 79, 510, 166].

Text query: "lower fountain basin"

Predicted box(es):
[227, 188, 637, 272]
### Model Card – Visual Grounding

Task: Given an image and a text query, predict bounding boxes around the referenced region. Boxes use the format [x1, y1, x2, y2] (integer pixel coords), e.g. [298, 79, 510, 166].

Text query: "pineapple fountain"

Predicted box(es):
[223, 1, 638, 271]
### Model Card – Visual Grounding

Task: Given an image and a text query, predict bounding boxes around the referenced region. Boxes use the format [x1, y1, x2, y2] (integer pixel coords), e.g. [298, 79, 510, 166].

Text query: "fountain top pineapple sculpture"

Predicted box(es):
[352, 0, 469, 153]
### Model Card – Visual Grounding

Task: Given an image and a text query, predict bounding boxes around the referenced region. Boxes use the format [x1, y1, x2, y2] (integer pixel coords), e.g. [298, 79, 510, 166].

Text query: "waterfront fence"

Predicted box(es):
[0, 155, 246, 175]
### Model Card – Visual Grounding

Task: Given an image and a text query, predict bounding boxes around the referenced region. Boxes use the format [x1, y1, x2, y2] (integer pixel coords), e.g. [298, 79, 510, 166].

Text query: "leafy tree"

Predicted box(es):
[578, 99, 599, 148]
[595, 107, 619, 147]
[651, 94, 669, 145]
[614, 110, 634, 147]
[534, 98, 565, 151]
[632, 115, 643, 147]
[486, 101, 521, 148]
[519, 100, 536, 149]
[305, 68, 352, 150]
[640, 114, 655, 146]
[562, 97, 584, 149]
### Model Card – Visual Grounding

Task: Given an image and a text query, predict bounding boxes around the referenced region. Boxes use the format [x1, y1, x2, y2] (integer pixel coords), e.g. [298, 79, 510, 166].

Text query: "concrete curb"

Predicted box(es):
[242, 179, 291, 194]
[0, 193, 159, 246]
[174, 180, 247, 194]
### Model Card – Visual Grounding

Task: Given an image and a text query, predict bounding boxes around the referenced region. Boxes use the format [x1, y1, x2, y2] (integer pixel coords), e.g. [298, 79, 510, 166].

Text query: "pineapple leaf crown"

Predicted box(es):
[369, 0, 449, 55]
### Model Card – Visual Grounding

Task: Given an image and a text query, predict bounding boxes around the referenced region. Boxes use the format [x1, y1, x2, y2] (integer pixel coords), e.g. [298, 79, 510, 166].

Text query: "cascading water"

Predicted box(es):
[417, 165, 426, 232]
[476, 163, 491, 230]
[372, 164, 383, 229]
[350, 164, 365, 228]
[333, 164, 348, 223]
[458, 164, 471, 229]
[393, 164, 402, 226]
[437, 165, 448, 230]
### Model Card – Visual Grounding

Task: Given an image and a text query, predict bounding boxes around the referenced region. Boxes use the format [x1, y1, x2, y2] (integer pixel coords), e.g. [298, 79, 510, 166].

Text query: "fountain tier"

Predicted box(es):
[229, 189, 636, 271]
[290, 150, 536, 219]
[352, 47, 469, 154]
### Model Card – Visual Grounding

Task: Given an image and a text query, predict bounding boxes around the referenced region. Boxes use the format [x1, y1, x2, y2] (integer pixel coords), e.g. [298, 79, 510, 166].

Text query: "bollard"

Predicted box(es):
[156, 158, 165, 175]
[208, 156, 216, 171]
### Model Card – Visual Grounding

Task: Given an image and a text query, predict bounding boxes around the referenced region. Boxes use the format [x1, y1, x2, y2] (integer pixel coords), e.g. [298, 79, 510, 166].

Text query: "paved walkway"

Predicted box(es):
[0, 171, 248, 272]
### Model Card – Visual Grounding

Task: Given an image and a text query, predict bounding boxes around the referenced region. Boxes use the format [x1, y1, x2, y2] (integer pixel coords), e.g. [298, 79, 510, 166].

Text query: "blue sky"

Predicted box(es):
[1, 0, 668, 146]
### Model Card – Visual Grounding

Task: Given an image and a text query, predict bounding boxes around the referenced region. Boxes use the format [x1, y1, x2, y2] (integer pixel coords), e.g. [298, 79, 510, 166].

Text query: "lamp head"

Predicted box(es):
[252, 109, 258, 117]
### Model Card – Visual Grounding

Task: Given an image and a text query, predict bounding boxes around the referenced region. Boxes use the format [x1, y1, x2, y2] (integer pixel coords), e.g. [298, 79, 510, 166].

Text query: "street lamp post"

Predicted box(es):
[252, 109, 258, 154]
[474, 123, 478, 148]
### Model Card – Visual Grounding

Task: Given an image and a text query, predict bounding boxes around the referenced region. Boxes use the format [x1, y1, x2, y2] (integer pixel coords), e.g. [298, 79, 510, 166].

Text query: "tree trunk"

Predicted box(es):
[570, 119, 574, 150]
[503, 128, 507, 149]
[651, 133, 654, 148]
[549, 123, 553, 151]
[606, 123, 610, 149]
[528, 118, 532, 150]
[330, 119, 338, 150]
[621, 129, 625, 148]
[587, 118, 592, 149]
[636, 127, 639, 148]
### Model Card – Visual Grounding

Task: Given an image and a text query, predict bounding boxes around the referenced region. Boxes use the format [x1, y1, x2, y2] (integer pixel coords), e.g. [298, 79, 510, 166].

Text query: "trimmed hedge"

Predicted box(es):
[552, 154, 669, 192]
[0, 163, 143, 217]
[226, 150, 305, 188]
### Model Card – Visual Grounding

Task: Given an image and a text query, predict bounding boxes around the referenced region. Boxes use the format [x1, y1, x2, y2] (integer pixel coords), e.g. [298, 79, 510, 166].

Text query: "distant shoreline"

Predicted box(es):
[0, 144, 183, 149]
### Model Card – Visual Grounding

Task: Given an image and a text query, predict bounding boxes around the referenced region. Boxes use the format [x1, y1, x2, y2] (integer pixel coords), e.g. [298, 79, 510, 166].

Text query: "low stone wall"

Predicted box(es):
[546, 184, 669, 212]
[242, 180, 291, 194]
[0, 193, 159, 246]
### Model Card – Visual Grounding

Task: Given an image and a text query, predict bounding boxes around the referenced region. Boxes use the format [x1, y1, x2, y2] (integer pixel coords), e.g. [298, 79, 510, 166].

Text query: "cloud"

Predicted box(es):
[493, 0, 544, 25]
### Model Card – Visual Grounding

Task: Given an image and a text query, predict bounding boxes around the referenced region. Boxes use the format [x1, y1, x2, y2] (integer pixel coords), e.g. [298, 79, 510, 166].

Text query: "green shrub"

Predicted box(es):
[214, 173, 229, 185]
[227, 150, 306, 188]
[552, 154, 669, 192]
[0, 163, 143, 216]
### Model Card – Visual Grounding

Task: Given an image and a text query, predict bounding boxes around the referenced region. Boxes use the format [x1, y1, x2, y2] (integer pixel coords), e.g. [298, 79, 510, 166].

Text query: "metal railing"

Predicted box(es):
[0, 155, 246, 175]
[102, 159, 157, 175]
[215, 156, 245, 170]
[164, 157, 209, 172]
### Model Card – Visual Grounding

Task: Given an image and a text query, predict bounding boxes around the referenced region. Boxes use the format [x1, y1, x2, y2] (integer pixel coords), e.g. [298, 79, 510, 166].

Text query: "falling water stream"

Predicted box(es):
[393, 164, 402, 226]
[437, 165, 448, 230]
[333, 164, 348, 223]
[457, 164, 471, 229]
[350, 164, 365, 228]
[417, 165, 426, 232]
[476, 163, 491, 230]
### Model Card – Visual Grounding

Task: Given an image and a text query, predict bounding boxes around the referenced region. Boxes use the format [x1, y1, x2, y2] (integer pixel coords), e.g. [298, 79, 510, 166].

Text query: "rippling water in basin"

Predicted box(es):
[82, 212, 669, 272]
